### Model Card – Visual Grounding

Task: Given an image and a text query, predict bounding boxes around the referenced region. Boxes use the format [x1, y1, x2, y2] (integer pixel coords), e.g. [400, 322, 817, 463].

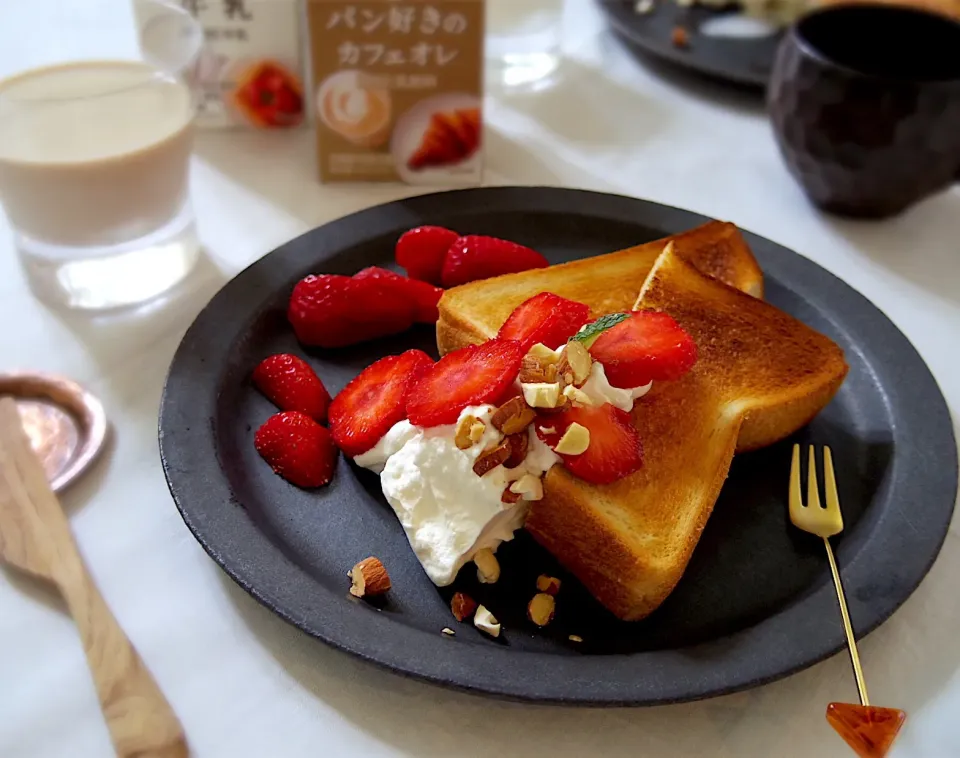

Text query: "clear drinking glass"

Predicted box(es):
[486, 0, 564, 90]
[0, 0, 203, 310]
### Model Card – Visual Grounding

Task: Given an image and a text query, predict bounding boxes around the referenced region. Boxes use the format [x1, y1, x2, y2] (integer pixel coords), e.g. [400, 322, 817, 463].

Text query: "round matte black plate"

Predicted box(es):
[160, 187, 957, 705]
[596, 0, 783, 89]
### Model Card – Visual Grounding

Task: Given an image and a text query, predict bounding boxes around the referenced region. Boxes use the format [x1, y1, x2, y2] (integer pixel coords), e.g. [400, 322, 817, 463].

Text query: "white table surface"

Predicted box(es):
[2, 1, 959, 756]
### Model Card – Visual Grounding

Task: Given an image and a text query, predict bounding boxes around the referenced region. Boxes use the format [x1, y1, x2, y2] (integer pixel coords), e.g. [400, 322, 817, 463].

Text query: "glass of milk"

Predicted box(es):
[486, 0, 564, 91]
[0, 0, 203, 310]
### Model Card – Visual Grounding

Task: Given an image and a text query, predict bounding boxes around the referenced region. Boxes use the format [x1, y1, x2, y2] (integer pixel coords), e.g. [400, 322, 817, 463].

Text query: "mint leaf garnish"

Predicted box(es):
[572, 312, 630, 348]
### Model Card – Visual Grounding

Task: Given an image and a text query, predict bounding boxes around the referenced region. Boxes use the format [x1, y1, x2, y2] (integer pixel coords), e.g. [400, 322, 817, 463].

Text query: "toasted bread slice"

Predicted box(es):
[436, 221, 762, 355]
[522, 246, 848, 620]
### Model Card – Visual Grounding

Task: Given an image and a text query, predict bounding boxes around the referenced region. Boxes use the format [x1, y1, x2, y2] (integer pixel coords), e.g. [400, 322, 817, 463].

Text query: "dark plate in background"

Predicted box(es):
[159, 187, 956, 704]
[596, 0, 782, 89]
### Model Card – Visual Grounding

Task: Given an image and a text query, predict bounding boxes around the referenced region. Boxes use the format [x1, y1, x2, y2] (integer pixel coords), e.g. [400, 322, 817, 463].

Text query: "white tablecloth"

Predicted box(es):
[2, 1, 958, 756]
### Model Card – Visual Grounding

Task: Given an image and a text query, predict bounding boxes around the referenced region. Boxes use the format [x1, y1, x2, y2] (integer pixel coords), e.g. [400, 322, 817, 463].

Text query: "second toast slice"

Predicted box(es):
[523, 246, 848, 620]
[437, 221, 763, 355]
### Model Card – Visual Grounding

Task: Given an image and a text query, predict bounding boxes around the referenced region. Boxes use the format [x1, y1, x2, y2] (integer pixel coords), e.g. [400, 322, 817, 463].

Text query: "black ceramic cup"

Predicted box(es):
[768, 5, 960, 218]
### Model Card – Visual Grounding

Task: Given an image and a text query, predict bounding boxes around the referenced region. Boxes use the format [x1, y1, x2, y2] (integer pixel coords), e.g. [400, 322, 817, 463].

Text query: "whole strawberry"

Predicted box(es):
[441, 235, 548, 288]
[252, 354, 331, 423]
[254, 411, 338, 488]
[395, 225, 459, 285]
[288, 273, 415, 348]
[354, 266, 444, 323]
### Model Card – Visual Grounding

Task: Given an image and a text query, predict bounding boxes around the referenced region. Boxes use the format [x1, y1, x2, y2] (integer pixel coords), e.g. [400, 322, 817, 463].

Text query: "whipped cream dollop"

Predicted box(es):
[580, 362, 652, 412]
[355, 406, 559, 586]
[353, 420, 418, 474]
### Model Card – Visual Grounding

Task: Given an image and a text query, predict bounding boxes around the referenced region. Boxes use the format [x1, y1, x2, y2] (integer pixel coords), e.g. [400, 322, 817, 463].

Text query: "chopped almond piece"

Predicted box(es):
[527, 343, 561, 364]
[554, 422, 590, 455]
[492, 396, 537, 435]
[527, 593, 556, 627]
[671, 25, 689, 48]
[455, 414, 482, 450]
[348, 557, 391, 598]
[451, 591, 478, 621]
[472, 439, 511, 476]
[522, 381, 562, 408]
[520, 354, 551, 384]
[504, 432, 529, 468]
[568, 634, 583, 643]
[536, 575, 562, 596]
[510, 474, 544, 501]
[563, 384, 593, 406]
[474, 548, 501, 584]
[559, 340, 592, 386]
[469, 421, 486, 443]
[501, 486, 522, 504]
[441, 627, 456, 636]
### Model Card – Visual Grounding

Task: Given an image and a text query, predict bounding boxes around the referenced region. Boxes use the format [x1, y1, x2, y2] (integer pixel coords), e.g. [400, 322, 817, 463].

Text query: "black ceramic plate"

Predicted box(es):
[596, 0, 783, 89]
[160, 187, 956, 705]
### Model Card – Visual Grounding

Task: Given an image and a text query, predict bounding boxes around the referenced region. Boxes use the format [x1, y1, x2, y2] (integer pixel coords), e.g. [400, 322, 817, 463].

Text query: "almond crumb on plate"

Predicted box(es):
[474, 547, 501, 584]
[527, 593, 556, 627]
[451, 591, 478, 621]
[441, 627, 455, 636]
[671, 25, 690, 49]
[568, 634, 583, 643]
[348, 557, 391, 598]
[474, 605, 501, 637]
[536, 575, 562, 596]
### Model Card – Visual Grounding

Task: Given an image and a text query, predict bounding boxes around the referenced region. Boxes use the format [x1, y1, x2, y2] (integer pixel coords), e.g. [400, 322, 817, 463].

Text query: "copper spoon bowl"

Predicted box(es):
[0, 372, 108, 491]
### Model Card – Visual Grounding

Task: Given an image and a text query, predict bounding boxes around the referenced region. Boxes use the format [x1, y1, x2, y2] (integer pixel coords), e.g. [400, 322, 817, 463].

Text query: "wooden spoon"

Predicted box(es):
[0, 397, 187, 757]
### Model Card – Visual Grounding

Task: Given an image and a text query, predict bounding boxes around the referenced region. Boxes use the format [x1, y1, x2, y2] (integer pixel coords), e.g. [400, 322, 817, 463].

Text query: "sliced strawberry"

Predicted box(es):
[329, 349, 433, 457]
[536, 404, 643, 485]
[254, 411, 338, 488]
[252, 353, 331, 423]
[354, 266, 444, 323]
[441, 235, 549, 288]
[588, 311, 697, 389]
[395, 225, 459, 285]
[288, 274, 415, 348]
[497, 292, 591, 352]
[407, 339, 524, 427]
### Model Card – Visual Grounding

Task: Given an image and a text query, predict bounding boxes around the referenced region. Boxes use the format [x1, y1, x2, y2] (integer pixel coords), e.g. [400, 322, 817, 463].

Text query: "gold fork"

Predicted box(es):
[789, 444, 905, 758]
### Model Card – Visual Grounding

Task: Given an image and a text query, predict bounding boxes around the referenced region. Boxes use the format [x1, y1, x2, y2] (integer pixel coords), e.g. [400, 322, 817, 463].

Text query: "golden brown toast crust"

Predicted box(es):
[524, 248, 848, 620]
[436, 221, 762, 355]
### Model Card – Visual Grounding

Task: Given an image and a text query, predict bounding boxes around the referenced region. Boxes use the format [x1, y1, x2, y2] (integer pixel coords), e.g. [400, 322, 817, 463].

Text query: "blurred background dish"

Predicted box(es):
[596, 0, 960, 90]
[596, 0, 782, 89]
